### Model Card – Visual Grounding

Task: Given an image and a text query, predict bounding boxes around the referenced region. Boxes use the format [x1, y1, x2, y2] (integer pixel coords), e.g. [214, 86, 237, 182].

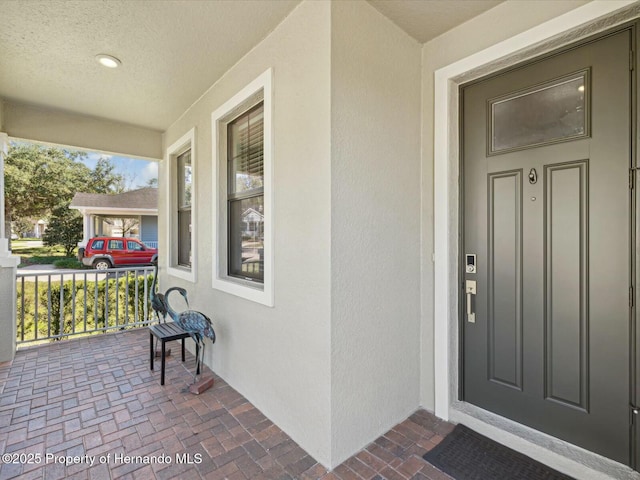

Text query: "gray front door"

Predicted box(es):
[462, 28, 633, 465]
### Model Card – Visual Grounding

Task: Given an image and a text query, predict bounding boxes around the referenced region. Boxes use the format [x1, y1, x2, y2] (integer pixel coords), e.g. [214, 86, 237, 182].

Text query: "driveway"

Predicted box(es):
[17, 264, 108, 282]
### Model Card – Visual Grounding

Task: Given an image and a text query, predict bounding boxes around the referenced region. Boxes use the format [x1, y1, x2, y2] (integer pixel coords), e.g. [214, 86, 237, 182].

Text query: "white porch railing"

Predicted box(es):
[143, 241, 158, 249]
[16, 266, 155, 345]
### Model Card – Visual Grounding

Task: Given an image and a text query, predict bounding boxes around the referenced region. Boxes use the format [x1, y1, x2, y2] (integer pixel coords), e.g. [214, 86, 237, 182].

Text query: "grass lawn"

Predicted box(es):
[12, 240, 83, 269]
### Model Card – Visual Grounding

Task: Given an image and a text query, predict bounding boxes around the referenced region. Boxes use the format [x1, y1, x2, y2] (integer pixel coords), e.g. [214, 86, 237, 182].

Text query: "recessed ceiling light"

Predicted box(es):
[95, 54, 121, 68]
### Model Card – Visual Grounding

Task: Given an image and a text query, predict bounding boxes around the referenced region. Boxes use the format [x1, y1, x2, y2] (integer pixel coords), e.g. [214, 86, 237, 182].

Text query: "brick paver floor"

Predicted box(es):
[0, 329, 454, 479]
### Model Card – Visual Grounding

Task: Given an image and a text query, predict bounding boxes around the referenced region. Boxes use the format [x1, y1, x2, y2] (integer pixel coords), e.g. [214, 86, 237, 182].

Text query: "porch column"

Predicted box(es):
[0, 132, 19, 363]
[89, 214, 95, 238]
[79, 211, 92, 247]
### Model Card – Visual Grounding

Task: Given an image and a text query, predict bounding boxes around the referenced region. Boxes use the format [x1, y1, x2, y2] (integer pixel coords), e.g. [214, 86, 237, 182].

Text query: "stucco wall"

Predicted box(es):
[419, 0, 589, 412]
[159, 0, 600, 469]
[160, 0, 333, 465]
[2, 101, 163, 160]
[330, 0, 422, 466]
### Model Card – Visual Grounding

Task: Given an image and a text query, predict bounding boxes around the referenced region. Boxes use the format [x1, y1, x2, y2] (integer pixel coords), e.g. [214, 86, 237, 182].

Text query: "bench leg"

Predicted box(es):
[150, 332, 154, 371]
[161, 341, 166, 386]
[196, 343, 200, 375]
[182, 339, 185, 362]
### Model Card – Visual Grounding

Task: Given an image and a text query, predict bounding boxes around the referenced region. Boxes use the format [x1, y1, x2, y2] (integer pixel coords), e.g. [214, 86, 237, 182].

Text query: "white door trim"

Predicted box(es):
[433, 0, 638, 421]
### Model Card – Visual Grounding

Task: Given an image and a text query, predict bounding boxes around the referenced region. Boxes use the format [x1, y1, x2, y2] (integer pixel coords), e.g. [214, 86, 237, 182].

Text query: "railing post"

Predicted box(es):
[0, 258, 18, 362]
[0, 132, 19, 362]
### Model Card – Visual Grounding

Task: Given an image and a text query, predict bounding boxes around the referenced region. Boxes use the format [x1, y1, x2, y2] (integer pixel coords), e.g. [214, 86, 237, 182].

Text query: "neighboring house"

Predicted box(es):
[69, 187, 158, 248]
[1, 2, 640, 479]
[11, 218, 47, 238]
[241, 207, 264, 238]
[33, 219, 46, 238]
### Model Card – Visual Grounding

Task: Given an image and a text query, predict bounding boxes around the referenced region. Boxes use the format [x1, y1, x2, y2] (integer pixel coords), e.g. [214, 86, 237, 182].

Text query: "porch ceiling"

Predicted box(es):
[0, 0, 301, 131]
[368, 0, 503, 43]
[0, 0, 503, 132]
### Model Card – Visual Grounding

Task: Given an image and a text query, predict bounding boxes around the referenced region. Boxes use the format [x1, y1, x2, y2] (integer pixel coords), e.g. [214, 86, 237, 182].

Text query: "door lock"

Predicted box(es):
[465, 254, 476, 274]
[466, 280, 477, 323]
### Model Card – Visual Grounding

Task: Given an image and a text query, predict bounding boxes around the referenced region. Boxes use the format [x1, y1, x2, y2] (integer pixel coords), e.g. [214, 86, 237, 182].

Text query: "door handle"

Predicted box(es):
[466, 280, 477, 323]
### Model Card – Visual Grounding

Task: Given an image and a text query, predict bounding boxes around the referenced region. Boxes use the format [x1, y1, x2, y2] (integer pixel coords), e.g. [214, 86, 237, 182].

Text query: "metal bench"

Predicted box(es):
[149, 322, 199, 385]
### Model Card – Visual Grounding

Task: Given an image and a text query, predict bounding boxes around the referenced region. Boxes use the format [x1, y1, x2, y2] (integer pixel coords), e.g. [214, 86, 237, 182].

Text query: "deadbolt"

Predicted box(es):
[465, 254, 476, 274]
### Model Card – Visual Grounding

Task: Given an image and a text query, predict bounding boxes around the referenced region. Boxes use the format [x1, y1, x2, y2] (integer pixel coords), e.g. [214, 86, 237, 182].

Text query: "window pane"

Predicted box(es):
[177, 150, 192, 208]
[127, 241, 143, 251]
[108, 240, 124, 250]
[229, 195, 264, 282]
[491, 73, 588, 153]
[176, 149, 192, 269]
[178, 210, 191, 267]
[229, 104, 264, 194]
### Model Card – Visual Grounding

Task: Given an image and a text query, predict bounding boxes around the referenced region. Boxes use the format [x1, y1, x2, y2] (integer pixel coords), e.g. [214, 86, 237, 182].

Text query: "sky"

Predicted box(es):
[82, 152, 158, 190]
[11, 140, 159, 191]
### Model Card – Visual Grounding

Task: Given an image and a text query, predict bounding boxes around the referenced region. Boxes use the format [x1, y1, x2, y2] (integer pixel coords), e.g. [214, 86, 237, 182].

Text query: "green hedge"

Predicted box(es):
[17, 273, 154, 343]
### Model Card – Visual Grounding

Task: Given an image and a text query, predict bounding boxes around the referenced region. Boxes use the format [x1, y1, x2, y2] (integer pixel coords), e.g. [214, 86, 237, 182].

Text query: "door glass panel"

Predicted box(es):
[490, 71, 589, 154]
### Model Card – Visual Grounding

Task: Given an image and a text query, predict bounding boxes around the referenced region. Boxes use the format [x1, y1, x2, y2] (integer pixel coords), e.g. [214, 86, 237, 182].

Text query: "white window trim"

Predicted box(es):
[165, 128, 197, 283]
[211, 68, 274, 306]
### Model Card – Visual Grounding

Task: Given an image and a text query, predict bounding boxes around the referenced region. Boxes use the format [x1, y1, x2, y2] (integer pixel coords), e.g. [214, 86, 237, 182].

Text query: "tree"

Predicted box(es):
[43, 205, 83, 256]
[12, 218, 32, 237]
[117, 217, 139, 237]
[113, 171, 137, 193]
[4, 143, 124, 241]
[6, 144, 87, 220]
[86, 157, 125, 194]
[5, 143, 124, 218]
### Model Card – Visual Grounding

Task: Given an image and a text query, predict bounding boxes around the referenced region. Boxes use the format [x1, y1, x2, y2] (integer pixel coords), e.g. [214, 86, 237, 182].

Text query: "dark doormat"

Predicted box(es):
[423, 424, 575, 480]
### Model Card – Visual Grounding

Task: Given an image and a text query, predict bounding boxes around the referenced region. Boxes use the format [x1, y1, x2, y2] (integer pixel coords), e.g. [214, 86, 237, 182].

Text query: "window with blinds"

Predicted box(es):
[227, 102, 264, 282]
[177, 149, 192, 267]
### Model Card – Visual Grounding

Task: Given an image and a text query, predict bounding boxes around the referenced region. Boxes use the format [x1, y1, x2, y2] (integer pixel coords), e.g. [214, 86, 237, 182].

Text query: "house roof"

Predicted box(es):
[70, 187, 157, 211]
[242, 208, 264, 221]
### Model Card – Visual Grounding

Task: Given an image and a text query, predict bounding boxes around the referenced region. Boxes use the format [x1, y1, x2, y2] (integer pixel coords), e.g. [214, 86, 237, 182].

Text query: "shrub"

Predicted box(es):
[17, 272, 154, 343]
[43, 205, 83, 256]
[52, 258, 83, 269]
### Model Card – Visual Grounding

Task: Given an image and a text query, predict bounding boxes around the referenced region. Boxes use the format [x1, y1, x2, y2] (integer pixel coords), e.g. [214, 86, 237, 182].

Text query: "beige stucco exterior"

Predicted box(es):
[161, 0, 422, 467]
[330, 0, 422, 466]
[2, 101, 163, 160]
[2, 0, 639, 476]
[425, 2, 638, 479]
[161, 0, 334, 465]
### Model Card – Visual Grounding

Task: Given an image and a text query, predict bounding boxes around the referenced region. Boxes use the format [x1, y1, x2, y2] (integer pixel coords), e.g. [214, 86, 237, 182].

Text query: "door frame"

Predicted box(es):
[433, 1, 640, 477]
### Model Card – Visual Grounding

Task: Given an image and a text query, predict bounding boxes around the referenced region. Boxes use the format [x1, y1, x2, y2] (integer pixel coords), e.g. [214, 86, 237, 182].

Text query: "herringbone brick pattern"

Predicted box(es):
[0, 329, 453, 479]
